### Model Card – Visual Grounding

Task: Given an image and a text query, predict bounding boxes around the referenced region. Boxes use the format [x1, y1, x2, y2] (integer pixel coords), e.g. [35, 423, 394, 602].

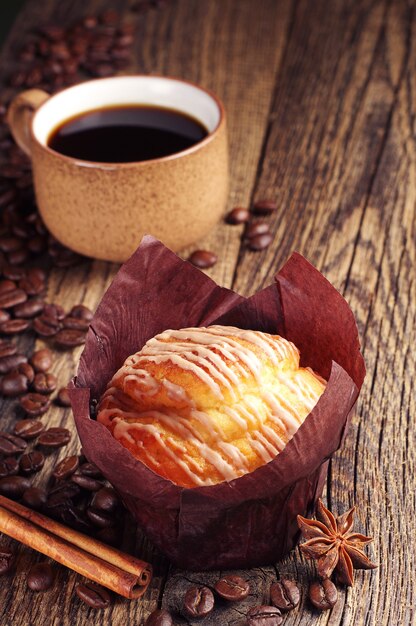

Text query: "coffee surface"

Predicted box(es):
[47, 105, 208, 163]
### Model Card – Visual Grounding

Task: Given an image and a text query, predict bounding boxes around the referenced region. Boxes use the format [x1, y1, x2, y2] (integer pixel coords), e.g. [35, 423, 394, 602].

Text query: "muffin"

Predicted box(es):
[70, 236, 365, 569]
[97, 326, 326, 488]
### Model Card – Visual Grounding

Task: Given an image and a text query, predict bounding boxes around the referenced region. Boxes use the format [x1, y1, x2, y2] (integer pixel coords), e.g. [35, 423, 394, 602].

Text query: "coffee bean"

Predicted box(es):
[33, 315, 61, 337]
[252, 199, 278, 215]
[100, 9, 119, 25]
[247, 232, 273, 251]
[55, 328, 86, 348]
[0, 288, 27, 309]
[270, 579, 300, 612]
[95, 526, 121, 547]
[71, 473, 103, 491]
[20, 393, 51, 417]
[0, 280, 16, 295]
[19, 269, 46, 296]
[20, 451, 45, 474]
[86, 507, 114, 528]
[0, 353, 27, 374]
[0, 237, 22, 254]
[22, 486, 47, 509]
[37, 427, 71, 449]
[226, 207, 250, 224]
[56, 387, 71, 407]
[308, 579, 338, 611]
[183, 586, 214, 618]
[0, 310, 10, 324]
[91, 487, 120, 512]
[15, 362, 35, 384]
[215, 575, 249, 601]
[0, 476, 31, 498]
[2, 265, 25, 281]
[33, 372, 57, 395]
[75, 582, 112, 609]
[47, 481, 81, 507]
[13, 419, 44, 440]
[0, 319, 31, 334]
[145, 609, 173, 626]
[62, 316, 90, 331]
[27, 562, 54, 591]
[0, 340, 17, 358]
[8, 248, 29, 265]
[30, 348, 53, 373]
[188, 250, 217, 269]
[246, 605, 283, 626]
[69, 304, 93, 322]
[13, 297, 45, 319]
[0, 431, 27, 455]
[0, 457, 19, 478]
[79, 462, 102, 478]
[245, 221, 270, 239]
[0, 372, 28, 396]
[52, 455, 79, 480]
[0, 545, 16, 575]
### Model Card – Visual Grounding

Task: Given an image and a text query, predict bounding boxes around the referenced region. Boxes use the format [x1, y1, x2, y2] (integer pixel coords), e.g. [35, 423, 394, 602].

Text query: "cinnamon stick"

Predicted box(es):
[0, 494, 152, 599]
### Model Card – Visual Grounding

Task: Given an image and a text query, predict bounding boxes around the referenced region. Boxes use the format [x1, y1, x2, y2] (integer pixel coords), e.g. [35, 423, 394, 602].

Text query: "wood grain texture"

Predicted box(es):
[0, 0, 415, 624]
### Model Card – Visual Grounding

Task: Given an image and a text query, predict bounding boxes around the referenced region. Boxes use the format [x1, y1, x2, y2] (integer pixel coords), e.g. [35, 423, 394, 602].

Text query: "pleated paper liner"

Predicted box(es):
[69, 236, 365, 570]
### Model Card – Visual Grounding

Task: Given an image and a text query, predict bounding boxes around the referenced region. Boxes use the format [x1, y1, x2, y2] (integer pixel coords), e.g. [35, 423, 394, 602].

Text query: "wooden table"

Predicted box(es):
[0, 0, 415, 624]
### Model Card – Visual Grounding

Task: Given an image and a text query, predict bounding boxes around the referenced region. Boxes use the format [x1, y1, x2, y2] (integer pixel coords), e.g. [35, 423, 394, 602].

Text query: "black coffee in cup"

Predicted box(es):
[47, 105, 208, 163]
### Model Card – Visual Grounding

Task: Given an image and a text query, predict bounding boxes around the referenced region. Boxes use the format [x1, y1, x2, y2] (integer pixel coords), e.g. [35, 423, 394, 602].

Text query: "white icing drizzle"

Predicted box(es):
[98, 325, 326, 487]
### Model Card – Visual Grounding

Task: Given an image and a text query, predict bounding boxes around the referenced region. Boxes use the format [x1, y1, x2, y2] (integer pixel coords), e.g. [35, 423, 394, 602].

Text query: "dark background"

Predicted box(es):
[0, 1, 26, 47]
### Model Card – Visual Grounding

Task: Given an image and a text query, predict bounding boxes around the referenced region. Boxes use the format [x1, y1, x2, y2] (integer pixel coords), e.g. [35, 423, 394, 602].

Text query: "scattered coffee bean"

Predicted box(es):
[27, 562, 54, 591]
[0, 431, 27, 455]
[22, 486, 47, 509]
[19, 268, 46, 296]
[270, 579, 300, 612]
[33, 314, 61, 337]
[33, 372, 57, 394]
[47, 480, 81, 506]
[91, 487, 120, 512]
[13, 297, 45, 319]
[215, 575, 250, 601]
[20, 393, 51, 417]
[183, 586, 214, 618]
[245, 221, 270, 239]
[226, 207, 250, 224]
[71, 473, 103, 491]
[0, 372, 28, 396]
[0, 280, 16, 295]
[75, 582, 112, 609]
[95, 526, 121, 547]
[79, 462, 102, 478]
[54, 328, 86, 348]
[247, 232, 273, 251]
[13, 419, 44, 440]
[86, 507, 114, 528]
[52, 455, 79, 480]
[0, 545, 16, 575]
[0, 310, 10, 324]
[0, 353, 27, 374]
[252, 199, 278, 214]
[62, 316, 90, 331]
[20, 450, 45, 474]
[145, 609, 173, 626]
[0, 319, 31, 334]
[30, 348, 53, 372]
[0, 476, 31, 498]
[0, 340, 17, 358]
[55, 387, 71, 407]
[246, 605, 283, 626]
[188, 250, 217, 269]
[37, 427, 71, 449]
[16, 362, 35, 384]
[69, 304, 93, 322]
[308, 579, 338, 611]
[0, 457, 19, 478]
[0, 288, 27, 309]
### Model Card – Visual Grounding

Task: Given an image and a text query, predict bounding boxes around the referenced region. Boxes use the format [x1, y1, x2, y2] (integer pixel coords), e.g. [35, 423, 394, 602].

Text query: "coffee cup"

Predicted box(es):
[7, 75, 228, 262]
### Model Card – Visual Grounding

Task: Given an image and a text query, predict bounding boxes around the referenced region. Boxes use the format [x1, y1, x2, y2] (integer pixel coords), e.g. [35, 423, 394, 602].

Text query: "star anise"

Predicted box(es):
[297, 499, 377, 586]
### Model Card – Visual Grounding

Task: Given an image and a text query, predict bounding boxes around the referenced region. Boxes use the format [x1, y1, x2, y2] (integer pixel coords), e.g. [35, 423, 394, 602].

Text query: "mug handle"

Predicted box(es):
[7, 89, 50, 156]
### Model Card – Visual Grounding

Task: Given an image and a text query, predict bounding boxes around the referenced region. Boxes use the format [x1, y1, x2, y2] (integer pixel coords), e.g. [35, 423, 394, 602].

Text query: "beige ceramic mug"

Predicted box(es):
[7, 76, 228, 262]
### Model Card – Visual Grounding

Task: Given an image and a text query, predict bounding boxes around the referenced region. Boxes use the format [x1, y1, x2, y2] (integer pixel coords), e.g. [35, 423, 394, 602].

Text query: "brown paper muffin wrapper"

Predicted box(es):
[69, 236, 365, 570]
